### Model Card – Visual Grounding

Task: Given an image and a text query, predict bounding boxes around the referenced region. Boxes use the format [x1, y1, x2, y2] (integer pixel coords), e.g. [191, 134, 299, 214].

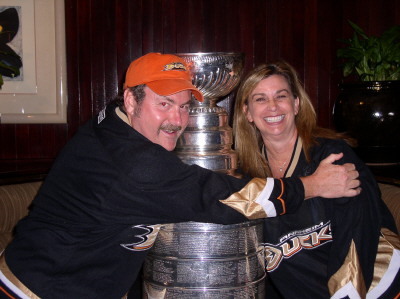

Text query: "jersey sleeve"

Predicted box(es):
[311, 139, 399, 295]
[221, 177, 305, 219]
[116, 140, 305, 225]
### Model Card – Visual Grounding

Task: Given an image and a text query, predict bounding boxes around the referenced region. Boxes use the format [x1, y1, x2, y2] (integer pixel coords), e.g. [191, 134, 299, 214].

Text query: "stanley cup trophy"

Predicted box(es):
[142, 53, 266, 298]
[174, 52, 245, 175]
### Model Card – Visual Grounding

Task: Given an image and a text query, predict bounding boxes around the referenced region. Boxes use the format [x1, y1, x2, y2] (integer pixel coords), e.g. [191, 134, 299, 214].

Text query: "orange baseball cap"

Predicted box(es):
[124, 52, 203, 102]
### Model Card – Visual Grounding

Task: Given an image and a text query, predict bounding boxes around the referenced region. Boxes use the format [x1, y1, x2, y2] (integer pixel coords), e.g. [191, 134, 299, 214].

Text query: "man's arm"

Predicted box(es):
[221, 152, 360, 219]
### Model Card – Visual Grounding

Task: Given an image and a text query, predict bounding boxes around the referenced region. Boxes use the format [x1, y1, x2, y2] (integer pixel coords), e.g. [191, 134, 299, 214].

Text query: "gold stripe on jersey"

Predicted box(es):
[0, 254, 40, 299]
[286, 137, 302, 178]
[220, 178, 267, 219]
[328, 240, 367, 298]
[368, 228, 400, 292]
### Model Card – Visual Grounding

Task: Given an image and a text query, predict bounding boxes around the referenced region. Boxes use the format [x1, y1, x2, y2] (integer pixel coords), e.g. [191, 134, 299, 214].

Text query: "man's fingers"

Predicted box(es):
[343, 163, 356, 171]
[347, 177, 361, 189]
[320, 152, 344, 165]
[347, 169, 359, 180]
[343, 187, 362, 197]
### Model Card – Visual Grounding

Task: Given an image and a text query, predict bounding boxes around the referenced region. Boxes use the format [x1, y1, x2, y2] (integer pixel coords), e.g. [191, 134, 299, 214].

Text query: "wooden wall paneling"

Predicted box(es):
[201, 0, 218, 52]
[303, 0, 319, 113]
[44, 125, 66, 159]
[90, 0, 109, 112]
[340, 0, 362, 34]
[28, 125, 46, 158]
[250, 0, 267, 70]
[0, 125, 16, 166]
[54, 125, 69, 156]
[213, 0, 230, 52]
[199, 0, 211, 52]
[15, 125, 31, 160]
[188, 0, 202, 51]
[396, 1, 400, 22]
[196, 0, 211, 53]
[124, 0, 144, 63]
[161, 0, 178, 53]
[315, 1, 346, 128]
[184, 0, 204, 53]
[274, 0, 302, 66]
[152, 1, 165, 52]
[2, 0, 400, 180]
[0, 115, 67, 177]
[202, 0, 219, 52]
[369, 0, 400, 34]
[103, 4, 119, 108]
[142, 0, 158, 52]
[90, 0, 121, 110]
[339, 0, 396, 36]
[356, 0, 396, 40]
[64, 0, 81, 136]
[366, 0, 388, 34]
[25, 126, 49, 161]
[314, 1, 340, 128]
[75, 1, 95, 122]
[290, 0, 307, 72]
[115, 0, 134, 91]
[173, 0, 193, 52]
[265, 0, 281, 63]
[236, 0, 252, 70]
[225, 1, 243, 53]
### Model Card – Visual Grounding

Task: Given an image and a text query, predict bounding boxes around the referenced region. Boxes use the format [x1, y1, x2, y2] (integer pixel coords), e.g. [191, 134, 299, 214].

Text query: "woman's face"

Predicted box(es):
[245, 75, 299, 142]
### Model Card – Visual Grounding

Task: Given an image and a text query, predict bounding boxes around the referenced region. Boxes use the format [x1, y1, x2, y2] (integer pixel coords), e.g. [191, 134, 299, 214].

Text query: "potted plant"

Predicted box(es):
[333, 21, 400, 164]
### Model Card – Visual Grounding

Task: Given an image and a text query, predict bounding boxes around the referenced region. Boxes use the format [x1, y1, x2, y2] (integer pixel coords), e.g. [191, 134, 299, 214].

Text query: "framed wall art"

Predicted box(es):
[0, 0, 67, 123]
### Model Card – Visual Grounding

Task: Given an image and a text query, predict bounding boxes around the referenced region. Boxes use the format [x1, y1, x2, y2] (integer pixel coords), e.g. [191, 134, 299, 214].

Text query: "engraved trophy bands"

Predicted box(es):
[174, 52, 245, 175]
[143, 221, 265, 298]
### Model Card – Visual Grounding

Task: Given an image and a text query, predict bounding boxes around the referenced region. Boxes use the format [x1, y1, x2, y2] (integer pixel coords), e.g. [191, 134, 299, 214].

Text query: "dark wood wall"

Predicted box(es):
[1, 0, 399, 180]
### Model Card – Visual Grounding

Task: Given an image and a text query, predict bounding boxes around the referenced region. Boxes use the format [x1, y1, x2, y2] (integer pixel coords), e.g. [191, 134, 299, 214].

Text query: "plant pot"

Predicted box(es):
[333, 81, 400, 164]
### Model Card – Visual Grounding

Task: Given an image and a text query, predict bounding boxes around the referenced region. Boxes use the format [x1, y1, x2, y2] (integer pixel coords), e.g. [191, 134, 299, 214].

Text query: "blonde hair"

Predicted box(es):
[233, 61, 352, 178]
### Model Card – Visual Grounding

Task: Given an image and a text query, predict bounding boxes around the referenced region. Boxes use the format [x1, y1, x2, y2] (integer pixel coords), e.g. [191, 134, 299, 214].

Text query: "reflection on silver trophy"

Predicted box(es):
[174, 52, 245, 175]
[142, 53, 266, 298]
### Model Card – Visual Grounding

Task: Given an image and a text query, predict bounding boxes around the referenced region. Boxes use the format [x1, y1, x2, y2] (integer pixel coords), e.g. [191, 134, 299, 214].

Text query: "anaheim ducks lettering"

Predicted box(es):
[264, 222, 332, 271]
[120, 224, 161, 252]
[163, 62, 186, 71]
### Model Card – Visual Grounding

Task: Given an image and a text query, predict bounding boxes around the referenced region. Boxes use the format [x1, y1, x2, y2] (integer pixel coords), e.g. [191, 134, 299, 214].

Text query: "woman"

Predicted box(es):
[233, 61, 400, 298]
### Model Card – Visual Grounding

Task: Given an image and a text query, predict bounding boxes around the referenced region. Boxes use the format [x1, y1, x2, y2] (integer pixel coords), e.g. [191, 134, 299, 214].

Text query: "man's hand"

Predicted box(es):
[300, 153, 361, 199]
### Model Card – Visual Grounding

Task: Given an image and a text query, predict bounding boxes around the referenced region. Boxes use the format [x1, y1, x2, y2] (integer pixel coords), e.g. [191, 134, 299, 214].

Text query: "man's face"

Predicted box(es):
[124, 86, 191, 151]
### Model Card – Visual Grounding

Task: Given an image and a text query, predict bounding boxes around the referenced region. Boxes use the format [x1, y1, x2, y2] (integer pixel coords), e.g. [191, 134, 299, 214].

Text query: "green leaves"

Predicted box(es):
[337, 20, 400, 81]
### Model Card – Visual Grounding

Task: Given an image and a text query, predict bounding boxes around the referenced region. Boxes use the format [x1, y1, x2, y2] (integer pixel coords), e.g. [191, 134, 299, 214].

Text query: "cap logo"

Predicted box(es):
[163, 62, 186, 71]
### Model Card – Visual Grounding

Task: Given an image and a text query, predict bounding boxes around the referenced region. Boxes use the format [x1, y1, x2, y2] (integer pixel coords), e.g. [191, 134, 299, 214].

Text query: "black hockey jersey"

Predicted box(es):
[2, 102, 305, 298]
[262, 137, 400, 298]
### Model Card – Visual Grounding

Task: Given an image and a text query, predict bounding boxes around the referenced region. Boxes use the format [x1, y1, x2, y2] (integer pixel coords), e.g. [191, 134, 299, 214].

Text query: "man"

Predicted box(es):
[0, 53, 360, 298]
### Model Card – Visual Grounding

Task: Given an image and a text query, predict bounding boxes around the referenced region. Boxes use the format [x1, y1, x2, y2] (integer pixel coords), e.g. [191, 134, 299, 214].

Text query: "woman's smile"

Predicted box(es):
[264, 114, 285, 123]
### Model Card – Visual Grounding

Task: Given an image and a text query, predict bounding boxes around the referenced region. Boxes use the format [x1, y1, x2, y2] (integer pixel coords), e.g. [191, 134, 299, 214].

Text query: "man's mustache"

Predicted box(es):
[159, 124, 182, 132]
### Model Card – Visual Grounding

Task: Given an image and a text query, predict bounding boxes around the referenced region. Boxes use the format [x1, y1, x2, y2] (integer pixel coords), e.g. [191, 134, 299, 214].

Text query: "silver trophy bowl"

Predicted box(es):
[178, 52, 245, 106]
[174, 52, 245, 175]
